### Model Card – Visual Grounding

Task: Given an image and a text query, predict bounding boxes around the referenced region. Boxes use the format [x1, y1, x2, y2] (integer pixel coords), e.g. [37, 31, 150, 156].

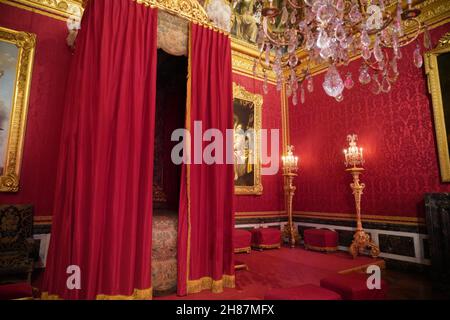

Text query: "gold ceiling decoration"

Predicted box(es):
[135, 0, 209, 25]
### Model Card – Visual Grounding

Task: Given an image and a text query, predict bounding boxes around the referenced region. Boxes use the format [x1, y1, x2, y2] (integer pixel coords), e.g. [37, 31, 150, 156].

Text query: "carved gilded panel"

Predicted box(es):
[0, 27, 35, 192]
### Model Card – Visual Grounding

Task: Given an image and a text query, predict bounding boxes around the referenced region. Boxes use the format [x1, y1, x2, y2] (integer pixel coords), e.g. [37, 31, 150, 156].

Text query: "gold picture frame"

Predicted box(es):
[0, 27, 35, 192]
[233, 82, 263, 195]
[425, 32, 450, 182]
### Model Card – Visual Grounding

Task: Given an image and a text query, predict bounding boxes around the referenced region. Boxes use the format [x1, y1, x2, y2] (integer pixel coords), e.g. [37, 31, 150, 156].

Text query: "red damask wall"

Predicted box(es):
[289, 23, 450, 219]
[232, 73, 284, 213]
[0, 4, 71, 216]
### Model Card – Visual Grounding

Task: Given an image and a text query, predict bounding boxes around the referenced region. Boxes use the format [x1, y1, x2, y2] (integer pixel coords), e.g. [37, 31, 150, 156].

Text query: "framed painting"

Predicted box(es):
[425, 33, 450, 182]
[233, 82, 263, 195]
[0, 27, 35, 192]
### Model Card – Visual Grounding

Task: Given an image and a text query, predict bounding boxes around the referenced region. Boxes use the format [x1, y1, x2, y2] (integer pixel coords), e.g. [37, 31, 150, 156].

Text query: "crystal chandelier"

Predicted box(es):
[252, 0, 431, 104]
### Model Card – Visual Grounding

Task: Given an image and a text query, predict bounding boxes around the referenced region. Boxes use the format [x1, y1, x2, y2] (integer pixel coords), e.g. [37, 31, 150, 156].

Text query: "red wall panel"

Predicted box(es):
[289, 23, 450, 219]
[232, 73, 284, 212]
[0, 4, 71, 216]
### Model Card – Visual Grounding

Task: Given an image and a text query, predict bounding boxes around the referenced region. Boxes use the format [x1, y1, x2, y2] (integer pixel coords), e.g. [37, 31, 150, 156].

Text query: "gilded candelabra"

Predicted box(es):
[282, 145, 300, 248]
[344, 135, 380, 258]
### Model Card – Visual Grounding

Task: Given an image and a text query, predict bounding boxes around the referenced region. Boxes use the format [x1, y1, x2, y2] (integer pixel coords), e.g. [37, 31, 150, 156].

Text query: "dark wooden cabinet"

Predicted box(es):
[425, 193, 450, 290]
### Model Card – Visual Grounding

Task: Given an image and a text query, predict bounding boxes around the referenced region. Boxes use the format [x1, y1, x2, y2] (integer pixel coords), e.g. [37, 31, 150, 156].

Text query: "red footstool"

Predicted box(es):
[234, 229, 252, 253]
[264, 284, 342, 300]
[251, 228, 281, 250]
[0, 282, 33, 300]
[320, 273, 388, 300]
[304, 228, 338, 252]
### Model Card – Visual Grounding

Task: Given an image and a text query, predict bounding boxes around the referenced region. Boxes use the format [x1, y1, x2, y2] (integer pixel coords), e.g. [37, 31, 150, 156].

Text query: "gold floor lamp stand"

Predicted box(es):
[347, 167, 380, 258]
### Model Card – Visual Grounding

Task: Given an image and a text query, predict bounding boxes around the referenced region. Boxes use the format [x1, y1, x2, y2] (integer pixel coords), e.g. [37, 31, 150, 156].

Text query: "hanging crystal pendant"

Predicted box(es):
[289, 54, 298, 67]
[371, 74, 381, 94]
[373, 36, 384, 62]
[277, 78, 282, 91]
[263, 72, 268, 95]
[290, 9, 297, 24]
[381, 76, 391, 93]
[322, 64, 344, 98]
[335, 0, 345, 12]
[362, 46, 371, 60]
[361, 28, 370, 47]
[344, 72, 354, 89]
[335, 94, 344, 102]
[286, 83, 292, 97]
[306, 30, 315, 49]
[292, 90, 298, 106]
[265, 44, 271, 66]
[307, 74, 314, 93]
[391, 57, 398, 73]
[359, 64, 371, 85]
[413, 43, 423, 68]
[300, 84, 305, 104]
[281, 6, 289, 25]
[349, 4, 362, 23]
[335, 23, 346, 42]
[317, 29, 330, 49]
[317, 4, 334, 24]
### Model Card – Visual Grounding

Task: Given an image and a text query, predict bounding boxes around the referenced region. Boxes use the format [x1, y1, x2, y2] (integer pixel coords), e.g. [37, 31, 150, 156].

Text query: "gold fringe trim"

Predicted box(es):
[96, 288, 152, 300]
[234, 246, 251, 254]
[305, 244, 338, 252]
[252, 243, 281, 250]
[187, 275, 235, 294]
[41, 287, 152, 300]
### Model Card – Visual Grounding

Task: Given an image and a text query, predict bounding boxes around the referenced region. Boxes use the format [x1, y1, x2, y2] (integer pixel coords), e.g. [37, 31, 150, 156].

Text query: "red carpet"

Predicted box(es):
[157, 247, 384, 300]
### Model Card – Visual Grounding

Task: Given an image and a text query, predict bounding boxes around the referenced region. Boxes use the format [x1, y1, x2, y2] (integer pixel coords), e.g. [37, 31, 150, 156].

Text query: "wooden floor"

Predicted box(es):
[384, 269, 450, 300]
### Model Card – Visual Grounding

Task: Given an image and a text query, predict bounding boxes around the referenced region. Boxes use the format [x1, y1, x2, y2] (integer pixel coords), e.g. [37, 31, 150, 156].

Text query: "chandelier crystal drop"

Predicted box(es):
[253, 0, 425, 103]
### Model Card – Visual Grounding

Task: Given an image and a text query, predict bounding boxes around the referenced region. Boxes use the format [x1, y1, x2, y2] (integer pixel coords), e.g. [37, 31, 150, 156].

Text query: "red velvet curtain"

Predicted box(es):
[177, 23, 235, 296]
[42, 0, 157, 300]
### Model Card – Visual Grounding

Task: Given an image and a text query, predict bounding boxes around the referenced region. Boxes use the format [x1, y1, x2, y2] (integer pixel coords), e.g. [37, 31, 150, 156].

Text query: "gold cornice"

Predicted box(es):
[231, 37, 277, 84]
[1, 0, 85, 20]
[135, 0, 209, 25]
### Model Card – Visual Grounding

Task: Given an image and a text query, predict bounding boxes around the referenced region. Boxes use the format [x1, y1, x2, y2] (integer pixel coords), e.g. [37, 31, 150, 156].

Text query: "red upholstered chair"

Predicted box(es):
[250, 227, 281, 250]
[303, 228, 338, 252]
[0, 282, 33, 300]
[234, 229, 252, 254]
[320, 273, 388, 300]
[264, 284, 342, 300]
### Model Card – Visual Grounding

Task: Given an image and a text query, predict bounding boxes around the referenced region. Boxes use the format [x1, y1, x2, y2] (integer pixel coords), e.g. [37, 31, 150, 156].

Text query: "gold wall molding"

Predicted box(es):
[0, 27, 36, 192]
[235, 211, 285, 218]
[294, 211, 426, 226]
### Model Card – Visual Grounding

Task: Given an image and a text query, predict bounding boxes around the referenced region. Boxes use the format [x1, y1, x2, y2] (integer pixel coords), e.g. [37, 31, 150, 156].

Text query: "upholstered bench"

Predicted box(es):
[251, 228, 281, 250]
[320, 273, 388, 300]
[304, 228, 338, 252]
[264, 284, 342, 300]
[234, 229, 252, 253]
[0, 282, 33, 300]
